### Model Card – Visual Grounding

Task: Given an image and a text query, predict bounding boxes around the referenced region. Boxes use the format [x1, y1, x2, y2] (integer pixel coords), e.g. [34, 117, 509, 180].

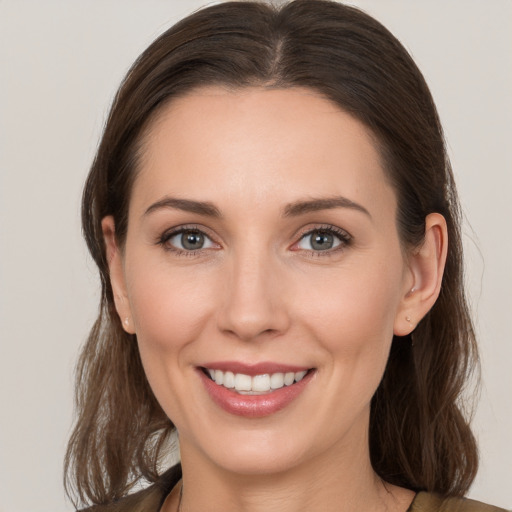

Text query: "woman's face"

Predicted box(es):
[109, 87, 416, 475]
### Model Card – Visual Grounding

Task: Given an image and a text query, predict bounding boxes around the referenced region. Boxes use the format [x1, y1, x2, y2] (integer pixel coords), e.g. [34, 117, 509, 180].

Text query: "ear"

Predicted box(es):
[394, 213, 448, 336]
[102, 216, 135, 334]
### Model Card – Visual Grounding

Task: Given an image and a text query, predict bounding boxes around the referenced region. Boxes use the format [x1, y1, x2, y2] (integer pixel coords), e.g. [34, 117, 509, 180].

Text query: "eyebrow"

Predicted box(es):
[144, 197, 222, 218]
[143, 195, 370, 219]
[283, 196, 371, 218]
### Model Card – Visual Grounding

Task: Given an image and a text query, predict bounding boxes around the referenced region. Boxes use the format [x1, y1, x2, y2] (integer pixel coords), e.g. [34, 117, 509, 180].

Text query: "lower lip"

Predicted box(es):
[198, 369, 314, 418]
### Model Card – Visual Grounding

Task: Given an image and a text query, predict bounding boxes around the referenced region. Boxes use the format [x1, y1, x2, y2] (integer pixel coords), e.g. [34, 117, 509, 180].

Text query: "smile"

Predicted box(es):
[198, 364, 315, 417]
[205, 368, 308, 395]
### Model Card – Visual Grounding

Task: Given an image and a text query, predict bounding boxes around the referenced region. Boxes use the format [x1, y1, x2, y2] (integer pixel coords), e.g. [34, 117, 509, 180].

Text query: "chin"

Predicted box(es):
[209, 445, 309, 477]
[179, 421, 315, 477]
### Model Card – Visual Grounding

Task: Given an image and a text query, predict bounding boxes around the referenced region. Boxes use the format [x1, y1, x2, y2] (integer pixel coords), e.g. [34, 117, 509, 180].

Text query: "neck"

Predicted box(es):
[173, 430, 414, 512]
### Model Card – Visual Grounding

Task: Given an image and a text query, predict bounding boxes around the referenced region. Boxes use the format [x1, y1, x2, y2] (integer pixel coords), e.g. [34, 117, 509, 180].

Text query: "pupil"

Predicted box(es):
[182, 231, 204, 250]
[311, 232, 333, 251]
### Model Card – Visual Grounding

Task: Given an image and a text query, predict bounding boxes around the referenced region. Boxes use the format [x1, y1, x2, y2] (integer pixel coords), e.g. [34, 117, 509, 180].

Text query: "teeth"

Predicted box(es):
[206, 368, 309, 393]
[270, 372, 284, 389]
[223, 371, 235, 389]
[234, 373, 252, 391]
[284, 372, 295, 386]
[295, 370, 307, 382]
[252, 374, 271, 392]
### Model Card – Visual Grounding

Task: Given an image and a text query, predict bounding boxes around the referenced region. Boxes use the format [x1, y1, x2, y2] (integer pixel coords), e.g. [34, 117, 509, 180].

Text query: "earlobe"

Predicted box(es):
[394, 213, 448, 336]
[101, 216, 135, 334]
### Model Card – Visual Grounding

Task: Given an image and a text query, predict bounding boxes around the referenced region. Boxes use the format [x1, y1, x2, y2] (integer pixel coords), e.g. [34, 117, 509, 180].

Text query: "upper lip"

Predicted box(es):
[199, 361, 312, 376]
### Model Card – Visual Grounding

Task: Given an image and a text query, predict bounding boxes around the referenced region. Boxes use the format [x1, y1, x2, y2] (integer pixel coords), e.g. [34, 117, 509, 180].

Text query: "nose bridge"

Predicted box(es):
[217, 241, 289, 341]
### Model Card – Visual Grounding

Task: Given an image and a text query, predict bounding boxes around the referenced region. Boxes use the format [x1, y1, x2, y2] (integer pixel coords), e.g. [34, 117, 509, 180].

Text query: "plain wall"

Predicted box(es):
[0, 1, 510, 511]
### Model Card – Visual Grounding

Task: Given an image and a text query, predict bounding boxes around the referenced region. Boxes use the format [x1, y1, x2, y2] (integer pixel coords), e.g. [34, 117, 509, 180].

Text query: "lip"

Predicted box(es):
[197, 363, 315, 418]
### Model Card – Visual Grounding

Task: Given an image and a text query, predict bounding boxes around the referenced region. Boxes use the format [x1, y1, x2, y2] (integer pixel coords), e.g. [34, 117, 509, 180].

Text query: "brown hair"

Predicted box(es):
[65, 0, 479, 506]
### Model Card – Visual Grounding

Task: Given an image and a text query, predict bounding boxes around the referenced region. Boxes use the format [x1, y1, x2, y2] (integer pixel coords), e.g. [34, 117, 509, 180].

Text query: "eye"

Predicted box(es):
[295, 227, 351, 253]
[159, 228, 217, 253]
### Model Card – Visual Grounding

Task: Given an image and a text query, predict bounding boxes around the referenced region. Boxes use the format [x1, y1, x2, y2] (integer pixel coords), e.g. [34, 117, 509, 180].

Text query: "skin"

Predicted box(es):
[103, 86, 447, 512]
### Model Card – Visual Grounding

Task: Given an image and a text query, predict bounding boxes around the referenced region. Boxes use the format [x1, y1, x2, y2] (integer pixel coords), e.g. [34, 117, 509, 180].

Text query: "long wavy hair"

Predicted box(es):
[65, 0, 479, 507]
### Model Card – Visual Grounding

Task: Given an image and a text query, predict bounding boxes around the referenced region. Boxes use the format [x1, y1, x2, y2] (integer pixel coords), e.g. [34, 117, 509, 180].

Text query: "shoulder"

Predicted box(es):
[410, 492, 509, 512]
[78, 465, 181, 512]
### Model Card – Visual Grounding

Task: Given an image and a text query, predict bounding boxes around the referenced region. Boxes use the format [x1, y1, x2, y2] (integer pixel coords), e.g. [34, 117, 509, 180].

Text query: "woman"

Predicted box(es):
[65, 1, 506, 511]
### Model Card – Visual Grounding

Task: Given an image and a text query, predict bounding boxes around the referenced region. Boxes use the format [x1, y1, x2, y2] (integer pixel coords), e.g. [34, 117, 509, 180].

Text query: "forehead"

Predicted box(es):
[133, 86, 396, 219]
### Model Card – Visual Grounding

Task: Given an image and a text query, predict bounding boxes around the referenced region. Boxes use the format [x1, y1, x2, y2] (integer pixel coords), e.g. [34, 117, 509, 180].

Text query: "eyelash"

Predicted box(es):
[157, 224, 218, 257]
[157, 224, 352, 258]
[293, 224, 352, 257]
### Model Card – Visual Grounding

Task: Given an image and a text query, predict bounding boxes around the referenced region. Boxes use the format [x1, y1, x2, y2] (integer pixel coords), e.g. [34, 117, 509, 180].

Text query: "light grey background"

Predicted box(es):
[0, 1, 510, 511]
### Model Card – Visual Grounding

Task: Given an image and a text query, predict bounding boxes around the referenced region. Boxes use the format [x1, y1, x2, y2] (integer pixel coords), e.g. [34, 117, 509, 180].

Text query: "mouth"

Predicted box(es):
[201, 367, 311, 395]
[198, 364, 316, 417]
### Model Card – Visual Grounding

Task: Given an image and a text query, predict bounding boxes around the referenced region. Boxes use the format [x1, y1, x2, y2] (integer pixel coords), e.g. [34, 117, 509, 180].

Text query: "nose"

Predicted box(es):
[216, 248, 291, 342]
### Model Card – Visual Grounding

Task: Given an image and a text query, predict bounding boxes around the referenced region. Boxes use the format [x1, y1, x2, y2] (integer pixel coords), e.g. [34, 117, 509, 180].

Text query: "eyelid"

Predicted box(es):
[156, 223, 352, 257]
[290, 224, 353, 254]
[157, 224, 221, 255]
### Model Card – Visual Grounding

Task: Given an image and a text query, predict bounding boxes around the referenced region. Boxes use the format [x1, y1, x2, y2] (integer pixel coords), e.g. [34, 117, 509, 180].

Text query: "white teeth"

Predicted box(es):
[295, 370, 307, 382]
[206, 368, 310, 393]
[270, 373, 284, 390]
[284, 372, 295, 386]
[252, 374, 271, 392]
[223, 371, 235, 389]
[234, 373, 252, 391]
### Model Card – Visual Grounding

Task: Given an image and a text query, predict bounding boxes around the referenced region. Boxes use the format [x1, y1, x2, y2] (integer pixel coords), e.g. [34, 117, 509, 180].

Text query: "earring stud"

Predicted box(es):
[124, 318, 129, 326]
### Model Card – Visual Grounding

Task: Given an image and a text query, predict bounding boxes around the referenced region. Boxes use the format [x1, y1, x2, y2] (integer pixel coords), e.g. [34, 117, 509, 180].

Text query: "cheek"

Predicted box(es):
[126, 258, 218, 354]
[295, 254, 404, 365]
[124, 258, 221, 422]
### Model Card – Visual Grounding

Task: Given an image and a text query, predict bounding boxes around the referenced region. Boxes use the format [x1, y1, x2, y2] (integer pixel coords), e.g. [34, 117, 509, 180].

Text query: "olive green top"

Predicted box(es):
[408, 493, 507, 512]
[82, 466, 508, 512]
